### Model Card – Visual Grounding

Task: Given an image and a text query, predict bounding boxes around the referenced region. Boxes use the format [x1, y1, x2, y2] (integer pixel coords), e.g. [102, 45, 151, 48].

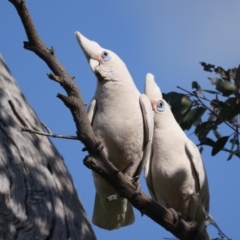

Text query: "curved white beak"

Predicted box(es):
[75, 31, 101, 61]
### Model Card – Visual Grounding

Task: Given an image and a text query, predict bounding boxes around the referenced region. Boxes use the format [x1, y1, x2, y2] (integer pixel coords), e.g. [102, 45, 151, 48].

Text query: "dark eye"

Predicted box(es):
[101, 51, 111, 62]
[157, 100, 165, 112]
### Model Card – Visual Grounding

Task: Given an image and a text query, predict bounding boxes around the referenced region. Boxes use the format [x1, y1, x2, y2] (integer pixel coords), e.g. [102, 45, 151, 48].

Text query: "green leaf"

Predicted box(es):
[218, 97, 236, 121]
[228, 134, 238, 160]
[208, 101, 220, 122]
[163, 92, 192, 123]
[192, 81, 198, 89]
[195, 121, 216, 142]
[203, 89, 221, 94]
[199, 146, 204, 154]
[234, 64, 240, 88]
[215, 81, 236, 96]
[192, 81, 203, 95]
[208, 78, 236, 96]
[181, 107, 206, 130]
[227, 103, 240, 120]
[215, 66, 230, 81]
[213, 129, 221, 139]
[210, 99, 223, 108]
[214, 66, 226, 74]
[202, 137, 215, 147]
[229, 68, 237, 79]
[163, 92, 192, 112]
[200, 62, 215, 72]
[211, 136, 229, 156]
[227, 150, 238, 161]
[208, 78, 222, 85]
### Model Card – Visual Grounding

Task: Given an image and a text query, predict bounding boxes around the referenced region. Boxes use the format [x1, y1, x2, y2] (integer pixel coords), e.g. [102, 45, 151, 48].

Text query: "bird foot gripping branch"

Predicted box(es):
[83, 154, 142, 204]
[106, 181, 141, 203]
[83, 155, 98, 170]
[94, 140, 105, 154]
[168, 208, 182, 227]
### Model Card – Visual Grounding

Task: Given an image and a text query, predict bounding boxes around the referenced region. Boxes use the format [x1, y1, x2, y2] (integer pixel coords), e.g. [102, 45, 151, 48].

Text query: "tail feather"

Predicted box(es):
[92, 193, 134, 230]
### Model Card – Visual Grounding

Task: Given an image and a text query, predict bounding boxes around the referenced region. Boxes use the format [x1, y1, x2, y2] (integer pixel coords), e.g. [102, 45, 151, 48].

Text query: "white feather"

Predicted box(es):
[145, 73, 210, 239]
[75, 31, 153, 230]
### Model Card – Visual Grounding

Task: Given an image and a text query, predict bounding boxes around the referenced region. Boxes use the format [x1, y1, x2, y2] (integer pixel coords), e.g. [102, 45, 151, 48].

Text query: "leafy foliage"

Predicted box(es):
[163, 62, 240, 160]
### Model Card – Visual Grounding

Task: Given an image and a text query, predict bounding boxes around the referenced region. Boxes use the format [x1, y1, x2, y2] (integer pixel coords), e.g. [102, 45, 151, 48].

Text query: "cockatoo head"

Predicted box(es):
[75, 31, 132, 84]
[145, 73, 174, 128]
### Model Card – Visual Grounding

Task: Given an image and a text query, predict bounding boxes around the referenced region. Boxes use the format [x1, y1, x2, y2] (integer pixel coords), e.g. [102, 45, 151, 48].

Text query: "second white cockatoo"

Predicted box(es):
[75, 32, 153, 230]
[144, 73, 210, 239]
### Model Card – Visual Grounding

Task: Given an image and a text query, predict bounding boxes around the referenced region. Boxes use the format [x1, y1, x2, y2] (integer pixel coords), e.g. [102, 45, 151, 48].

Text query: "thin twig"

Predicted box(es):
[40, 122, 52, 134]
[209, 218, 232, 240]
[21, 126, 79, 140]
[197, 143, 239, 157]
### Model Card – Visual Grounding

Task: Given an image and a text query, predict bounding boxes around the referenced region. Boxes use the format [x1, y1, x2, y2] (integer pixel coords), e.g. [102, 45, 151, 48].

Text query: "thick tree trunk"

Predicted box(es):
[0, 55, 96, 240]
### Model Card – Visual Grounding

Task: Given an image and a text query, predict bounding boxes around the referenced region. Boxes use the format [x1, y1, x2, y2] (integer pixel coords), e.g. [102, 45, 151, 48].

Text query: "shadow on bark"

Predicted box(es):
[0, 55, 96, 240]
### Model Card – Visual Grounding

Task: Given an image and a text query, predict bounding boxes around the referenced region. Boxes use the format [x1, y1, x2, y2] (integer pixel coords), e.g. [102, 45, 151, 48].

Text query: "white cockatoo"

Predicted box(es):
[144, 73, 210, 239]
[75, 32, 153, 230]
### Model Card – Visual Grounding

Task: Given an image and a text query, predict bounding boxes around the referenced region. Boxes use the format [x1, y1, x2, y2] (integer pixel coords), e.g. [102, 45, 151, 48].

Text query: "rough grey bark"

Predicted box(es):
[0, 55, 96, 240]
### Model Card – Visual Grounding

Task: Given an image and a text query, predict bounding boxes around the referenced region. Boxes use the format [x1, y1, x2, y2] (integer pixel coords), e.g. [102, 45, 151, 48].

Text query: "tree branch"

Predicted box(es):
[8, 0, 205, 239]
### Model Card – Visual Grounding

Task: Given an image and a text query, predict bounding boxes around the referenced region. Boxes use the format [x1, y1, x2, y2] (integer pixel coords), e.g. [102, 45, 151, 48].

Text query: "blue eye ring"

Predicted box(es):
[101, 51, 111, 62]
[157, 100, 165, 112]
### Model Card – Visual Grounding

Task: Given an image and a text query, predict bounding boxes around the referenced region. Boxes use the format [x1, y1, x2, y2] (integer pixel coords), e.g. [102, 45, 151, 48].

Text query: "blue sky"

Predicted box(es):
[1, 1, 240, 239]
